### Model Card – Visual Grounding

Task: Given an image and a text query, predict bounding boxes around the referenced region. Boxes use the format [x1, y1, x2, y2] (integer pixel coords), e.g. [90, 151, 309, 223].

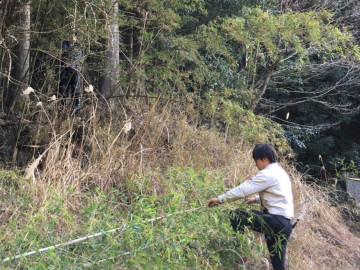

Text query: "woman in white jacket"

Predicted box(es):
[208, 144, 294, 270]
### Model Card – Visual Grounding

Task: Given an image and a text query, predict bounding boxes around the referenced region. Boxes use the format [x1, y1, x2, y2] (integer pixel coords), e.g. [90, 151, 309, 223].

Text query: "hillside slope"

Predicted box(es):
[1, 102, 359, 269]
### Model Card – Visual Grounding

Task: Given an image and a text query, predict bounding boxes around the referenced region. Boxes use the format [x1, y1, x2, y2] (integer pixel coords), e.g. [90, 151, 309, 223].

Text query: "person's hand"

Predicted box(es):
[208, 198, 220, 207]
[245, 196, 256, 205]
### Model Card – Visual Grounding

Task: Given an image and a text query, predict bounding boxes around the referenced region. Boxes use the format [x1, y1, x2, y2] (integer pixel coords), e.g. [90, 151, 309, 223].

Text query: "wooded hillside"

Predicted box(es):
[1, 0, 359, 176]
[1, 0, 360, 269]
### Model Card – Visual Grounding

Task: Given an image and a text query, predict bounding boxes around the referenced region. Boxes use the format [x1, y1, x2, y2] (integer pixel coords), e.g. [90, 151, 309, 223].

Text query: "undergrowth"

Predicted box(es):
[1, 168, 267, 269]
[1, 97, 360, 269]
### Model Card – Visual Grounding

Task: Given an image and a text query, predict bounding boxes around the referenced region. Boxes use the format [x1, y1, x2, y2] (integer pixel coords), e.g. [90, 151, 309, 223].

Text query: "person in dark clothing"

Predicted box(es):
[208, 144, 294, 270]
[59, 34, 82, 110]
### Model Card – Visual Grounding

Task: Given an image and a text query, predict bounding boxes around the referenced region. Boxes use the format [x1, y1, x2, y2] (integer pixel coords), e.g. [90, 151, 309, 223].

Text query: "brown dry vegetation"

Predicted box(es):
[288, 172, 360, 269]
[2, 97, 360, 269]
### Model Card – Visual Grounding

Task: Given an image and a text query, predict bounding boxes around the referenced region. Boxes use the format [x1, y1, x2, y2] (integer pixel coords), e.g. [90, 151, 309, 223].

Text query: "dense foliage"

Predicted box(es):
[1, 1, 360, 269]
[0, 1, 359, 179]
[0, 168, 269, 269]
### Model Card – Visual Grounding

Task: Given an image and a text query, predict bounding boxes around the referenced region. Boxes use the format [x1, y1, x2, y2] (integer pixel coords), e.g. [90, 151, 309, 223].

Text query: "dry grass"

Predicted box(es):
[287, 172, 360, 270]
[9, 97, 360, 269]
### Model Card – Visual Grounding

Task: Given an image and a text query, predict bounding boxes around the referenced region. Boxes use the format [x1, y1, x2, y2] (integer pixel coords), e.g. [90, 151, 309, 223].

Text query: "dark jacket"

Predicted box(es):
[61, 41, 82, 71]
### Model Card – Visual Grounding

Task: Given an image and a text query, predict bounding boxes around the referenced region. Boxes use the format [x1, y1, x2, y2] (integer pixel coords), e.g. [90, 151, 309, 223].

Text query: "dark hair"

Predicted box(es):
[252, 144, 278, 163]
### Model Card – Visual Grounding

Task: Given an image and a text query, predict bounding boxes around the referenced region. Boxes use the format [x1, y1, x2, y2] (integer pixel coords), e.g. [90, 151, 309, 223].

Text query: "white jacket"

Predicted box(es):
[218, 163, 294, 219]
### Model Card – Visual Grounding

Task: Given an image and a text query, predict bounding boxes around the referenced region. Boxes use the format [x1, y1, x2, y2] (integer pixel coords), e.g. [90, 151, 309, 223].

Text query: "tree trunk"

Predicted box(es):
[100, 0, 121, 99]
[9, 1, 30, 111]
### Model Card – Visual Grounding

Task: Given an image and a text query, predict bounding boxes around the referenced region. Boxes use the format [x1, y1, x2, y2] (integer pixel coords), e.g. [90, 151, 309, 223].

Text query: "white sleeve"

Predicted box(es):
[217, 171, 275, 203]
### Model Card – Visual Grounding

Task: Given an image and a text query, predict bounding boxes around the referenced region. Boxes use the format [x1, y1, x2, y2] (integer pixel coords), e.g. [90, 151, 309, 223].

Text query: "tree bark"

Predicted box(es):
[100, 0, 122, 99]
[9, 1, 30, 111]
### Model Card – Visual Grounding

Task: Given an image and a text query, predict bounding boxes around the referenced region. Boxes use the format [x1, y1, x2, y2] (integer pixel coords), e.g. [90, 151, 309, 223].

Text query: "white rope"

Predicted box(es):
[2, 206, 205, 263]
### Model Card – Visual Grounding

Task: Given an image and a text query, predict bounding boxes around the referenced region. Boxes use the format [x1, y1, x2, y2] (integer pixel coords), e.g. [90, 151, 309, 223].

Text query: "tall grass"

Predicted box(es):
[1, 95, 360, 269]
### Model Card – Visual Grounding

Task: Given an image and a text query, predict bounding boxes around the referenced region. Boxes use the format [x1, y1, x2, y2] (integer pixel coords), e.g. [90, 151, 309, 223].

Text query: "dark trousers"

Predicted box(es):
[59, 68, 81, 108]
[229, 209, 292, 270]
